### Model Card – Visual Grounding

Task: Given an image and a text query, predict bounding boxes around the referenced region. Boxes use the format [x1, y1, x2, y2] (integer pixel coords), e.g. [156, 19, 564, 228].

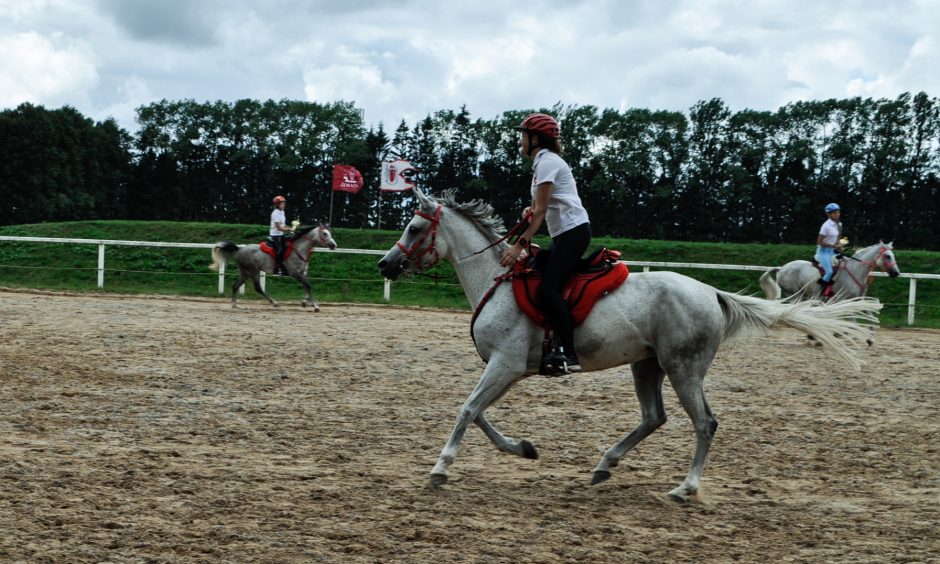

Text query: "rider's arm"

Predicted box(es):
[275, 221, 291, 234]
[500, 183, 551, 266]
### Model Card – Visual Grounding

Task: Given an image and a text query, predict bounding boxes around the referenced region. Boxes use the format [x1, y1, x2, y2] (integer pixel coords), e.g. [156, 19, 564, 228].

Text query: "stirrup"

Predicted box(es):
[543, 350, 581, 376]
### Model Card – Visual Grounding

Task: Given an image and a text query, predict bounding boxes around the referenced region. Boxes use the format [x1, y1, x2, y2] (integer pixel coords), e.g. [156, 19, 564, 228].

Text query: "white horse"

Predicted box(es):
[378, 190, 881, 502]
[208, 225, 337, 309]
[759, 242, 901, 301]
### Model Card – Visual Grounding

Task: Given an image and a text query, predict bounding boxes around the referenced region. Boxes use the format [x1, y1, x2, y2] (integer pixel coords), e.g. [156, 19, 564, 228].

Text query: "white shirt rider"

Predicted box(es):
[818, 218, 841, 247]
[530, 148, 590, 238]
[270, 208, 287, 237]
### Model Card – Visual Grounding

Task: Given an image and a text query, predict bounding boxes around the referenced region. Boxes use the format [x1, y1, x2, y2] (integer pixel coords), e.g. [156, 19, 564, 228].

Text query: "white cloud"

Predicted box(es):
[1, 1, 937, 132]
[0, 31, 98, 108]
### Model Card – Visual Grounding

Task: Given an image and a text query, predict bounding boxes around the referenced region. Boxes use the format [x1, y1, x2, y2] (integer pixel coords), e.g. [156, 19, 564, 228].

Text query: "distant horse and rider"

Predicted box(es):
[378, 189, 881, 502]
[208, 224, 337, 309]
[759, 241, 901, 301]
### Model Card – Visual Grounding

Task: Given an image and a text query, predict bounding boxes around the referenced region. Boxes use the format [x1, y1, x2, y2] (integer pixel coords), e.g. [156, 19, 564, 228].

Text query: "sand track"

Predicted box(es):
[1, 290, 938, 562]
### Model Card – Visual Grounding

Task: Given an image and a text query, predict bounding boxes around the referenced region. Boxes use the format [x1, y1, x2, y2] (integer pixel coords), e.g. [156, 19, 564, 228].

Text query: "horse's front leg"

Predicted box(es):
[430, 357, 525, 487]
[475, 412, 538, 459]
[294, 273, 319, 312]
[251, 275, 278, 307]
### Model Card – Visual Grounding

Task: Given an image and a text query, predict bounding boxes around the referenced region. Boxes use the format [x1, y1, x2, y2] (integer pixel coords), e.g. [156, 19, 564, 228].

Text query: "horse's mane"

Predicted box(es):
[425, 189, 507, 240]
[289, 225, 320, 241]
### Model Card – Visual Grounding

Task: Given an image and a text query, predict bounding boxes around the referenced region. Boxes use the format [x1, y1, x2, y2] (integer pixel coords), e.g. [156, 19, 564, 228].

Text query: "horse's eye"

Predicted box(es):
[408, 225, 422, 234]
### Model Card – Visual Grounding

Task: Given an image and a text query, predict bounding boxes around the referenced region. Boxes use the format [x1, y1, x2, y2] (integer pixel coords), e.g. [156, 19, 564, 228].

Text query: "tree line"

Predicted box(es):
[1, 93, 938, 249]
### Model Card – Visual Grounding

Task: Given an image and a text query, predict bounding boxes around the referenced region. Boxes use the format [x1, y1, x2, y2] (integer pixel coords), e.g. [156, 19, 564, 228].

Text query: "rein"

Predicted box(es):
[457, 213, 532, 262]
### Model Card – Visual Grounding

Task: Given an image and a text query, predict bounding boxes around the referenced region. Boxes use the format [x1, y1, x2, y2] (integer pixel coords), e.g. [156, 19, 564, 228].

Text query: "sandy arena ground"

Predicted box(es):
[1, 289, 938, 563]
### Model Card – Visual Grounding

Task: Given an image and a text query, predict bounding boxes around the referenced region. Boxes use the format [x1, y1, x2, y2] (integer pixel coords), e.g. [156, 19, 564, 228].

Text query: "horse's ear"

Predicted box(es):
[413, 188, 433, 210]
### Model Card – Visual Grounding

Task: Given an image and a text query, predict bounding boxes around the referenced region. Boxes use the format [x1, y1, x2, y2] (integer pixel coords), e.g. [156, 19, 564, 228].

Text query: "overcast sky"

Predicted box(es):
[2, 0, 937, 133]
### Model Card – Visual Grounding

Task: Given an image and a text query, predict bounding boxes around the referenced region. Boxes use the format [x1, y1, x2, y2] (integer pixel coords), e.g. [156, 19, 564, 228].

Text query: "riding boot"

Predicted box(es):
[544, 346, 581, 376]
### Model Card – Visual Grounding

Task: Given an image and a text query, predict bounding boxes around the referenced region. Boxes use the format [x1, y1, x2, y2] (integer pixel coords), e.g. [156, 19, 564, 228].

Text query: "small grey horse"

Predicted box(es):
[378, 189, 882, 501]
[208, 225, 337, 309]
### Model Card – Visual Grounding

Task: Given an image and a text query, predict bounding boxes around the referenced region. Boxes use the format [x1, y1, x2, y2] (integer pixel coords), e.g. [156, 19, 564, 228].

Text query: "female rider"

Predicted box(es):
[499, 113, 591, 375]
[816, 202, 843, 288]
[270, 195, 292, 275]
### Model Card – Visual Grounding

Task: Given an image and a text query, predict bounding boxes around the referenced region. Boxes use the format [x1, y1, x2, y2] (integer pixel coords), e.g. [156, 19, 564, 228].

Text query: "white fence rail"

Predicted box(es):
[1, 236, 937, 325]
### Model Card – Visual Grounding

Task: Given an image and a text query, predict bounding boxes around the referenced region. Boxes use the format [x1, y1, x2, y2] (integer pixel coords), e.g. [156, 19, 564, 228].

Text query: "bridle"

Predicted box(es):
[292, 227, 335, 265]
[839, 245, 896, 290]
[397, 204, 443, 271]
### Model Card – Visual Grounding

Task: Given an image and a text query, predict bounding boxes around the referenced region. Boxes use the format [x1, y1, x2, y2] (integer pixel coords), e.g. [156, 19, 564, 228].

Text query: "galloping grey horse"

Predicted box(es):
[378, 189, 882, 502]
[208, 225, 337, 309]
[759, 242, 900, 301]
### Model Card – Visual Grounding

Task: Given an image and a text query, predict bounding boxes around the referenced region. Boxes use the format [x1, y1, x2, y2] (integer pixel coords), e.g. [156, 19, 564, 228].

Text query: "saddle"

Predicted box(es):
[810, 257, 841, 278]
[512, 247, 629, 329]
[259, 239, 296, 261]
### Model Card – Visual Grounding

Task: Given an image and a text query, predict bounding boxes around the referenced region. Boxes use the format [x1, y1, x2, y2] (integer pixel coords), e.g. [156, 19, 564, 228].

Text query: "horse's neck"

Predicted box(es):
[840, 246, 877, 289]
[439, 214, 506, 309]
[291, 231, 317, 253]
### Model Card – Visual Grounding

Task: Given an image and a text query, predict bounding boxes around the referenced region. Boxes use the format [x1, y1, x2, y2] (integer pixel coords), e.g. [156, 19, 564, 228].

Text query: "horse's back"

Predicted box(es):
[778, 259, 817, 296]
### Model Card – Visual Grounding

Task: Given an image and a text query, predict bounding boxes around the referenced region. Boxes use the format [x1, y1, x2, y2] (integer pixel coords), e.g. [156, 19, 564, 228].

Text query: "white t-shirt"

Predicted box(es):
[818, 218, 841, 246]
[270, 209, 286, 236]
[530, 149, 590, 237]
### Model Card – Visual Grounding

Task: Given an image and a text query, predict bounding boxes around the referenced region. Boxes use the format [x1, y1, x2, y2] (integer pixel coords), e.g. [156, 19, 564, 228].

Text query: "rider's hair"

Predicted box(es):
[528, 131, 564, 156]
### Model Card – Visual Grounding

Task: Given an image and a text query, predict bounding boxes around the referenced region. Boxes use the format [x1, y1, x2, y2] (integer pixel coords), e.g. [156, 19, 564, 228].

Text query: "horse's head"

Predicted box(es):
[314, 224, 337, 250]
[875, 241, 900, 278]
[378, 189, 447, 280]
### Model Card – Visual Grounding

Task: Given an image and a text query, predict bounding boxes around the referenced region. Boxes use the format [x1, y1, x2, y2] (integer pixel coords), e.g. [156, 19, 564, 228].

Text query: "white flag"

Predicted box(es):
[380, 159, 417, 192]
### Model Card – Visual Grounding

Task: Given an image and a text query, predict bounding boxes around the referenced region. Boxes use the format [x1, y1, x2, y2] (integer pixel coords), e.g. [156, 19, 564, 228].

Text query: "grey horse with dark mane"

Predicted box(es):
[209, 225, 336, 309]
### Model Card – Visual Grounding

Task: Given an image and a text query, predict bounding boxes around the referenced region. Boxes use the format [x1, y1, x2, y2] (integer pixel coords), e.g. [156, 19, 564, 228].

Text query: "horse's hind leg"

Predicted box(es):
[591, 357, 667, 485]
[231, 274, 248, 308]
[666, 363, 718, 503]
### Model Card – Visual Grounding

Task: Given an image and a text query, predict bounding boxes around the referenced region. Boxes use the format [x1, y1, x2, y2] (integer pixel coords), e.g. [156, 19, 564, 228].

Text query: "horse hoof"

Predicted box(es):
[866, 338, 874, 347]
[666, 487, 699, 503]
[313, 306, 320, 313]
[301, 302, 307, 308]
[429, 473, 448, 488]
[521, 440, 539, 460]
[591, 470, 611, 485]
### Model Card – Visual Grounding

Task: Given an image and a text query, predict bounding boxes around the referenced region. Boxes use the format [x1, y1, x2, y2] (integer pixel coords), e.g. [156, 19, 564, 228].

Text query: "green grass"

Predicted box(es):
[1, 220, 938, 327]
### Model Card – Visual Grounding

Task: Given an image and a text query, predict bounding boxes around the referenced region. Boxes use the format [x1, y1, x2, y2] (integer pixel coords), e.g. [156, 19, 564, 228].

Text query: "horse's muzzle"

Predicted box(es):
[378, 253, 410, 280]
[889, 270, 900, 278]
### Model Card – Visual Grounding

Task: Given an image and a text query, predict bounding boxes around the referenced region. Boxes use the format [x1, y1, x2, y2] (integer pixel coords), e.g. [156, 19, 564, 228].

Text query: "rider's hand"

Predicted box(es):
[500, 243, 523, 267]
[522, 207, 533, 219]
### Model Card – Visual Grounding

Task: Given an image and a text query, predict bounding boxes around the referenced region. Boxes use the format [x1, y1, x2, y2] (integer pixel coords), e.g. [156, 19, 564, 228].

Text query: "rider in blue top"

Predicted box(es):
[815, 203, 843, 287]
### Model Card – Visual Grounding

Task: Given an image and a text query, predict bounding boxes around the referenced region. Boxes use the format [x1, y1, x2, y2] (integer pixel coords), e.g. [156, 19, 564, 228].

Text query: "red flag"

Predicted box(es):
[332, 164, 363, 194]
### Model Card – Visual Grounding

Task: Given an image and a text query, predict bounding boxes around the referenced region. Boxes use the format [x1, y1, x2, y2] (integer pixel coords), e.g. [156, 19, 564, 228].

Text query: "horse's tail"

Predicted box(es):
[758, 268, 781, 300]
[208, 241, 240, 271]
[715, 290, 881, 371]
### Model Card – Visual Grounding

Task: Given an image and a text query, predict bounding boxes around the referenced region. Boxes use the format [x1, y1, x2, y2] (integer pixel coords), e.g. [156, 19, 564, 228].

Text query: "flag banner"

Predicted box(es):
[332, 164, 363, 193]
[380, 159, 417, 192]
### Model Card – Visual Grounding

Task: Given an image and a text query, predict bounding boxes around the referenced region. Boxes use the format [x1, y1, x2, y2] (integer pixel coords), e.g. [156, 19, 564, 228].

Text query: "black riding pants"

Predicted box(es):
[271, 235, 286, 262]
[536, 222, 591, 354]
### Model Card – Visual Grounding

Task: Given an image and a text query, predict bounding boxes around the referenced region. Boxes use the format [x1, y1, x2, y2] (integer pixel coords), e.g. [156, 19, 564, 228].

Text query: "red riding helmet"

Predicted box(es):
[272, 195, 286, 205]
[513, 113, 560, 139]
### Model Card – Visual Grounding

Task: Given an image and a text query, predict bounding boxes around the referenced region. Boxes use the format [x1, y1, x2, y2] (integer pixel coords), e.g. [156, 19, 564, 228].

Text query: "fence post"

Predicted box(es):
[218, 260, 226, 294]
[384, 279, 391, 301]
[97, 244, 105, 288]
[908, 278, 917, 326]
